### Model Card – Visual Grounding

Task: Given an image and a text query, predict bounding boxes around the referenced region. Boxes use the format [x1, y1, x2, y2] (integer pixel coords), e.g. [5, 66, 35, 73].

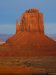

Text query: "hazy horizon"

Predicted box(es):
[0, 23, 56, 34]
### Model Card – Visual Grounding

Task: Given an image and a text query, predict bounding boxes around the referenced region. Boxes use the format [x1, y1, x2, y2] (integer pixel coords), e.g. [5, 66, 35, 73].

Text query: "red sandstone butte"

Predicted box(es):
[0, 8, 56, 57]
[0, 8, 56, 74]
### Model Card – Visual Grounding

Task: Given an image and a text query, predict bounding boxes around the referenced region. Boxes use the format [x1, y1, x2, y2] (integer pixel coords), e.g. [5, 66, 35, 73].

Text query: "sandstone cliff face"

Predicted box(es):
[16, 8, 44, 33]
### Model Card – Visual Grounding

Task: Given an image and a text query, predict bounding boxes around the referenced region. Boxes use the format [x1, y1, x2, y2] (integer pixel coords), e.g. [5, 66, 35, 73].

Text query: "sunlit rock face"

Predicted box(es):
[16, 8, 44, 33]
[0, 8, 56, 57]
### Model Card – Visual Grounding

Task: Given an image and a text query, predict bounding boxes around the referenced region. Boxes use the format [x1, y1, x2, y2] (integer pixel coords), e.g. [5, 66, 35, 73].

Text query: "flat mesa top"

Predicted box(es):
[25, 8, 39, 13]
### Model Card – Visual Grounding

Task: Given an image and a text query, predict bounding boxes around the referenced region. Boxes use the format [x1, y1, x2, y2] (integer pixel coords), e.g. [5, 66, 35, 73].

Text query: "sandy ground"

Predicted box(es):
[0, 56, 56, 74]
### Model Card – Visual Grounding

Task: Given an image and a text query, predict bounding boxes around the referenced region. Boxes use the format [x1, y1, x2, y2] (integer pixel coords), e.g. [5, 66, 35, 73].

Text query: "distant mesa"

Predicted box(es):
[0, 8, 56, 57]
[0, 40, 5, 45]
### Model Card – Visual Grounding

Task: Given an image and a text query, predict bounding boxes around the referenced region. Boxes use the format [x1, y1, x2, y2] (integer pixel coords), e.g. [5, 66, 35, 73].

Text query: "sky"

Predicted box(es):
[0, 0, 56, 34]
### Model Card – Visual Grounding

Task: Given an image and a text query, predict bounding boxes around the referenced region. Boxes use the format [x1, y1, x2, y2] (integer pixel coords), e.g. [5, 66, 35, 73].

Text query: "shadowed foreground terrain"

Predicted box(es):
[0, 73, 52, 75]
[0, 57, 56, 74]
